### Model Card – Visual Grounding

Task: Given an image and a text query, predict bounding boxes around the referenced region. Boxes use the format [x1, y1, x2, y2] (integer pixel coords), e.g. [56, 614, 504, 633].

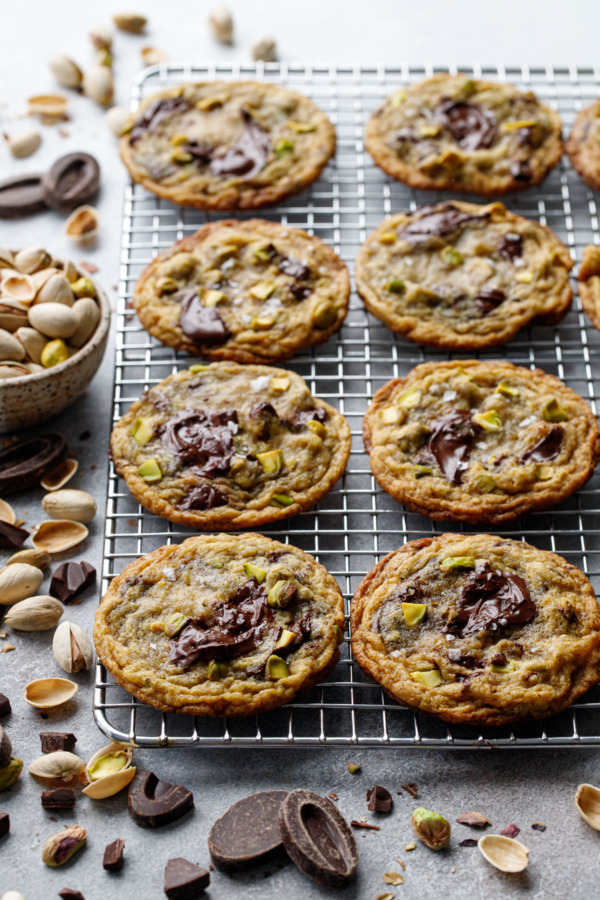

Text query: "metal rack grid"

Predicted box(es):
[95, 62, 600, 748]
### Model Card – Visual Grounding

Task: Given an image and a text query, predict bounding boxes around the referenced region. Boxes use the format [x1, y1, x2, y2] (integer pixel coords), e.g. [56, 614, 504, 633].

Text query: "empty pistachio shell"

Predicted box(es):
[42, 489, 96, 523]
[140, 46, 166, 65]
[36, 273, 74, 306]
[40, 458, 78, 491]
[4, 595, 63, 631]
[14, 246, 51, 275]
[52, 620, 93, 673]
[106, 106, 130, 136]
[31, 520, 88, 555]
[6, 548, 51, 569]
[69, 298, 101, 347]
[15, 327, 46, 364]
[90, 23, 112, 50]
[28, 302, 77, 339]
[64, 205, 99, 244]
[575, 783, 600, 831]
[251, 36, 277, 62]
[0, 329, 25, 362]
[0, 361, 30, 379]
[2, 272, 35, 304]
[0, 249, 14, 268]
[0, 563, 44, 605]
[478, 834, 529, 873]
[49, 55, 83, 89]
[29, 750, 85, 782]
[8, 130, 42, 159]
[83, 64, 114, 106]
[83, 742, 135, 799]
[114, 11, 147, 32]
[209, 5, 234, 43]
[0, 498, 16, 524]
[28, 94, 68, 118]
[24, 677, 77, 709]
[32, 266, 60, 293]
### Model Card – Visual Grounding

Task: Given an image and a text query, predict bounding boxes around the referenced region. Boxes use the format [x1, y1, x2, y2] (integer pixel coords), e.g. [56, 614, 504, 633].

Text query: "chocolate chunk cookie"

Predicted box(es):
[119, 82, 335, 210]
[366, 74, 563, 196]
[133, 219, 349, 363]
[578, 244, 600, 332]
[351, 534, 600, 726]
[355, 201, 573, 349]
[94, 533, 345, 717]
[566, 101, 600, 190]
[110, 362, 351, 529]
[363, 360, 600, 524]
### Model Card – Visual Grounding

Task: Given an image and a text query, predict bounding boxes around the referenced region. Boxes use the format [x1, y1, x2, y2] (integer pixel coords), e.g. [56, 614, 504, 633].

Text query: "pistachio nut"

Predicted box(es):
[90, 23, 113, 50]
[49, 55, 83, 89]
[82, 741, 136, 799]
[0, 361, 29, 379]
[2, 892, 26, 900]
[410, 807, 451, 850]
[4, 595, 63, 631]
[2, 272, 36, 304]
[141, 46, 167, 65]
[52, 620, 93, 673]
[0, 563, 44, 605]
[24, 677, 77, 709]
[14, 247, 51, 275]
[0, 756, 23, 791]
[209, 5, 234, 43]
[0, 498, 16, 524]
[31, 520, 88, 554]
[42, 489, 97, 524]
[42, 825, 87, 867]
[8, 130, 42, 159]
[28, 302, 77, 339]
[6, 548, 51, 569]
[40, 338, 69, 368]
[106, 106, 130, 136]
[29, 750, 86, 783]
[36, 273, 74, 306]
[251, 35, 277, 62]
[0, 724, 12, 768]
[0, 248, 14, 268]
[69, 298, 101, 348]
[83, 65, 114, 106]
[27, 95, 67, 118]
[478, 834, 529, 873]
[0, 329, 26, 362]
[32, 265, 60, 293]
[64, 205, 99, 244]
[575, 783, 600, 831]
[40, 458, 78, 491]
[114, 11, 148, 32]
[0, 300, 29, 332]
[15, 327, 46, 364]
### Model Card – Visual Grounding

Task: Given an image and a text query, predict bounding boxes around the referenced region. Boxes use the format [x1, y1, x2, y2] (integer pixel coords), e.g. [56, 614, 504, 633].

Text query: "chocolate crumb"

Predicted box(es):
[328, 792, 338, 801]
[0, 810, 9, 838]
[366, 784, 393, 813]
[58, 891, 85, 900]
[532, 822, 546, 832]
[103, 837, 125, 871]
[458, 838, 479, 847]
[501, 823, 520, 838]
[401, 783, 419, 798]
[455, 811, 491, 828]
[77, 430, 91, 440]
[0, 694, 11, 718]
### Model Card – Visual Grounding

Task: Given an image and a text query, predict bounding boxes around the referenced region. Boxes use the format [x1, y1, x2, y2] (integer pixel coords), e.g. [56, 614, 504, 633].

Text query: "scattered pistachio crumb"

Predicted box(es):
[451, 865, 456, 874]
[395, 858, 406, 870]
[376, 893, 395, 900]
[347, 763, 361, 774]
[3, 644, 15, 653]
[383, 872, 404, 885]
[404, 842, 416, 851]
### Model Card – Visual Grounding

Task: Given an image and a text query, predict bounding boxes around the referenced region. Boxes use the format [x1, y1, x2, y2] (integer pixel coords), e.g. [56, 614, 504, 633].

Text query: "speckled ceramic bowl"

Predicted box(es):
[0, 273, 111, 433]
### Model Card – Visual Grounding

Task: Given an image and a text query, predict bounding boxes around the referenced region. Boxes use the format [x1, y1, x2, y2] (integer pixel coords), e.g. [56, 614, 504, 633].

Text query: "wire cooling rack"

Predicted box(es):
[95, 62, 600, 748]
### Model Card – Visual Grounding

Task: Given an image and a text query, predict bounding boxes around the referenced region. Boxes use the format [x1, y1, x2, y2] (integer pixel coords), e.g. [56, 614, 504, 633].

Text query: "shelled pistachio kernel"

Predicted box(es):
[269, 376, 289, 392]
[275, 629, 296, 650]
[441, 246, 463, 266]
[243, 562, 266, 583]
[476, 473, 497, 492]
[414, 465, 433, 478]
[440, 556, 476, 571]
[410, 669, 442, 688]
[270, 492, 293, 507]
[312, 301, 336, 329]
[138, 459, 162, 482]
[411, 808, 451, 851]
[536, 465, 554, 481]
[472, 409, 501, 431]
[163, 613, 187, 638]
[266, 655, 289, 680]
[333, 624, 345, 645]
[490, 660, 515, 674]
[251, 314, 275, 331]
[70, 277, 95, 299]
[401, 602, 427, 626]
[379, 231, 397, 245]
[542, 398, 569, 422]
[132, 417, 153, 445]
[380, 407, 402, 424]
[257, 449, 283, 476]
[157, 276, 179, 295]
[0, 756, 23, 790]
[41, 339, 68, 368]
[189, 364, 209, 374]
[88, 750, 128, 780]
[267, 579, 297, 609]
[398, 387, 421, 408]
[307, 419, 326, 438]
[495, 381, 519, 398]
[171, 147, 193, 164]
[386, 278, 405, 293]
[207, 660, 228, 681]
[347, 762, 361, 774]
[249, 280, 275, 301]
[288, 120, 316, 133]
[203, 289, 226, 307]
[274, 137, 294, 156]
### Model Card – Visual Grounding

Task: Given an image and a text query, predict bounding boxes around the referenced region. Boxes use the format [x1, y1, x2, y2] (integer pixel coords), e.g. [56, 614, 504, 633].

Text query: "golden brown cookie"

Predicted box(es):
[94, 533, 345, 717]
[566, 101, 600, 190]
[578, 244, 600, 331]
[363, 360, 600, 524]
[350, 534, 600, 727]
[133, 219, 349, 363]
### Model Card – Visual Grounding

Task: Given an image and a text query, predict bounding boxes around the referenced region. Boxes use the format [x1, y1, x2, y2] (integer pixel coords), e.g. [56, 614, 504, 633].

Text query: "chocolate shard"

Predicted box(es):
[396, 203, 489, 242]
[0, 172, 47, 219]
[426, 409, 477, 484]
[0, 519, 29, 550]
[128, 770, 194, 828]
[164, 857, 210, 899]
[179, 484, 227, 511]
[497, 231, 523, 262]
[532, 822, 547, 832]
[161, 408, 236, 474]
[474, 288, 506, 317]
[366, 784, 393, 814]
[129, 97, 191, 145]
[210, 108, 270, 179]
[103, 837, 125, 871]
[182, 140, 214, 165]
[455, 811, 491, 828]
[50, 562, 96, 605]
[41, 152, 100, 212]
[520, 425, 563, 464]
[444, 562, 535, 637]
[278, 255, 310, 281]
[179, 291, 230, 345]
[58, 891, 85, 900]
[458, 838, 479, 847]
[0, 694, 11, 719]
[208, 790, 289, 871]
[279, 789, 358, 889]
[42, 788, 76, 810]
[510, 159, 533, 182]
[436, 97, 497, 151]
[0, 434, 67, 495]
[0, 810, 9, 838]
[40, 731, 77, 753]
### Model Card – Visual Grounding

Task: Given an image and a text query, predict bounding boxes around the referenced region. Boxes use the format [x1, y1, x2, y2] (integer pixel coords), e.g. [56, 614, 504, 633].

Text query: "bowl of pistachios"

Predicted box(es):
[0, 245, 111, 432]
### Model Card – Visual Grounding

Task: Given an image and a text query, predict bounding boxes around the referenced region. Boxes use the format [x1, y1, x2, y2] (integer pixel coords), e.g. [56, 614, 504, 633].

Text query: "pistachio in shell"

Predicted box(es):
[83, 742, 136, 799]
[42, 824, 87, 867]
[24, 677, 77, 709]
[0, 724, 12, 768]
[0, 499, 16, 525]
[4, 595, 63, 631]
[29, 750, 85, 783]
[0, 756, 23, 791]
[31, 519, 88, 554]
[2, 272, 35, 304]
[575, 783, 600, 831]
[48, 55, 83, 89]
[410, 807, 451, 850]
[64, 205, 99, 244]
[6, 548, 51, 569]
[27, 94, 68, 118]
[478, 834, 529, 873]
[52, 620, 93, 673]
[40, 458, 78, 491]
[0, 562, 44, 605]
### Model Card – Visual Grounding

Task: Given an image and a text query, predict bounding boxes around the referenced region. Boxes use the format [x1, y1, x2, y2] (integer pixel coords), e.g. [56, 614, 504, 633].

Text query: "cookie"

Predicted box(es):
[363, 360, 600, 524]
[110, 361, 351, 530]
[578, 244, 600, 331]
[365, 74, 563, 196]
[355, 201, 573, 350]
[119, 82, 336, 210]
[133, 219, 349, 363]
[350, 534, 600, 727]
[93, 533, 345, 717]
[566, 101, 600, 190]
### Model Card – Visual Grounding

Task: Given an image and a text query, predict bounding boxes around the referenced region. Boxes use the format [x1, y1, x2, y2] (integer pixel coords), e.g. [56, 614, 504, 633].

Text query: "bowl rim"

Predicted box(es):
[0, 263, 111, 387]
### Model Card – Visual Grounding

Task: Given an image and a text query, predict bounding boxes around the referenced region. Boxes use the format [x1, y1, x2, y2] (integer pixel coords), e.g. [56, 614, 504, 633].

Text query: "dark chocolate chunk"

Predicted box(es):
[289, 283, 312, 300]
[426, 409, 477, 484]
[0, 172, 47, 218]
[58, 891, 85, 900]
[491, 652, 507, 667]
[290, 407, 328, 429]
[455, 812, 491, 828]
[0, 810, 9, 838]
[40, 732, 77, 753]
[0, 694, 11, 718]
[249, 400, 278, 420]
[278, 255, 310, 281]
[129, 97, 190, 145]
[436, 97, 497, 151]
[520, 425, 563, 464]
[50, 562, 96, 604]
[170, 579, 273, 670]
[366, 784, 393, 814]
[445, 562, 535, 637]
[0, 519, 29, 550]
[179, 292, 230, 344]
[182, 140, 214, 165]
[474, 288, 506, 316]
[497, 231, 523, 262]
[103, 838, 125, 871]
[447, 650, 482, 670]
[0, 434, 67, 494]
[458, 838, 479, 847]
[210, 109, 270, 179]
[501, 823, 520, 838]
[532, 822, 546, 832]
[164, 857, 210, 899]
[510, 159, 533, 182]
[41, 788, 76, 809]
[208, 790, 289, 871]
[279, 789, 358, 889]
[128, 770, 194, 828]
[41, 152, 100, 211]
[179, 484, 227, 511]
[396, 203, 489, 242]
[161, 408, 236, 475]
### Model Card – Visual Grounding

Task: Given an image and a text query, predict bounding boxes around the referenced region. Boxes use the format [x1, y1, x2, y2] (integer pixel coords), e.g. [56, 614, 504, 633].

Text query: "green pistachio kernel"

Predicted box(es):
[541, 398, 569, 422]
[250, 314, 276, 331]
[244, 562, 267, 583]
[270, 376, 290, 392]
[270, 492, 294, 507]
[189, 364, 209, 373]
[41, 339, 69, 368]
[163, 613, 188, 638]
[214, 244, 238, 261]
[402, 602, 427, 626]
[88, 752, 128, 781]
[535, 465, 554, 481]
[0, 756, 23, 791]
[501, 118, 539, 132]
[380, 407, 403, 424]
[266, 655, 290, 680]
[203, 289, 226, 307]
[157, 276, 179, 295]
[275, 629, 297, 650]
[171, 134, 189, 146]
[249, 280, 276, 301]
[267, 579, 298, 609]
[378, 231, 397, 245]
[207, 559, 225, 568]
[386, 277, 406, 293]
[414, 464, 433, 478]
[440, 556, 476, 571]
[475, 473, 497, 493]
[207, 660, 228, 681]
[410, 669, 442, 688]
[138, 459, 162, 482]
[274, 137, 294, 156]
[196, 95, 225, 111]
[312, 301, 337, 329]
[411, 807, 451, 851]
[70, 277, 96, 299]
[132, 417, 153, 445]
[420, 123, 441, 137]
[307, 419, 327, 438]
[347, 763, 361, 774]
[441, 246, 463, 267]
[287, 120, 317, 133]
[390, 90, 406, 106]
[495, 381, 520, 398]
[257, 449, 283, 476]
[490, 661, 516, 674]
[462, 79, 477, 96]
[472, 409, 502, 431]
[399, 387, 421, 408]
[171, 147, 194, 164]
[333, 624, 345, 645]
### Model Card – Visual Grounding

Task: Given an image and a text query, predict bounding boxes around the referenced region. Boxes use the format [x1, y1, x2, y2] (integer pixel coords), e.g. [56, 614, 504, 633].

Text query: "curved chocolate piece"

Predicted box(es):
[436, 98, 497, 151]
[161, 408, 236, 474]
[445, 562, 535, 637]
[50, 561, 96, 604]
[179, 484, 227, 511]
[521, 425, 563, 463]
[210, 109, 270, 179]
[208, 790, 289, 871]
[128, 770, 194, 828]
[179, 292, 230, 344]
[396, 203, 489, 242]
[0, 173, 47, 218]
[425, 409, 476, 484]
[164, 857, 210, 899]
[0, 434, 67, 494]
[0, 520, 29, 550]
[475, 288, 506, 316]
[279, 789, 358, 889]
[130, 97, 191, 145]
[497, 232, 523, 262]
[42, 153, 100, 211]
[278, 255, 310, 281]
[366, 784, 393, 813]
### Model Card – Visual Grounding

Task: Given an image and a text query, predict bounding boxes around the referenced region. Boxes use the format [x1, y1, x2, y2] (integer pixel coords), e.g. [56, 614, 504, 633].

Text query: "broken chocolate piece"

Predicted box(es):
[474, 288, 506, 316]
[0, 694, 11, 719]
[182, 140, 214, 165]
[208, 790, 289, 871]
[129, 97, 190, 145]
[520, 425, 563, 464]
[366, 785, 393, 814]
[128, 770, 194, 828]
[42, 788, 76, 810]
[161, 408, 236, 474]
[0, 520, 29, 550]
[532, 822, 547, 832]
[497, 232, 523, 262]
[445, 562, 535, 637]
[491, 652, 507, 667]
[40, 732, 77, 753]
[42, 152, 100, 211]
[278, 255, 310, 281]
[164, 857, 210, 899]
[426, 409, 477, 484]
[179, 292, 230, 344]
[58, 891, 85, 900]
[0, 810, 9, 838]
[436, 97, 497, 151]
[396, 203, 489, 242]
[0, 172, 47, 219]
[458, 838, 479, 847]
[0, 434, 67, 495]
[279, 789, 358, 889]
[501, 823, 520, 838]
[179, 484, 227, 511]
[50, 562, 96, 604]
[455, 812, 491, 828]
[510, 159, 532, 182]
[350, 820, 380, 830]
[210, 108, 270, 179]
[103, 838, 125, 871]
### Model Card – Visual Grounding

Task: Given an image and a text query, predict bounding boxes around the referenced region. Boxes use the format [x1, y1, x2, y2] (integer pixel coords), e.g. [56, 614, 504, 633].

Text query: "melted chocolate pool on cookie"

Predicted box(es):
[445, 563, 535, 637]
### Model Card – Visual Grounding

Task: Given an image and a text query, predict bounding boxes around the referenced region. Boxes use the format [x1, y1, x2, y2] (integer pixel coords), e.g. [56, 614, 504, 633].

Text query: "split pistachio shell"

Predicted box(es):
[0, 329, 25, 361]
[0, 563, 44, 605]
[0, 300, 29, 331]
[90, 23, 112, 50]
[575, 783, 600, 831]
[24, 677, 77, 709]
[140, 46, 166, 65]
[29, 750, 86, 782]
[28, 94, 68, 118]
[83, 65, 114, 106]
[106, 106, 130, 136]
[69, 298, 101, 347]
[36, 273, 74, 306]
[6, 548, 51, 569]
[33, 265, 60, 293]
[478, 834, 529, 873]
[52, 620, 93, 673]
[251, 36, 277, 62]
[14, 247, 51, 275]
[4, 595, 63, 631]
[40, 458, 78, 491]
[31, 520, 88, 554]
[2, 272, 36, 304]
[0, 362, 29, 379]
[49, 55, 83, 89]
[8, 130, 42, 159]
[28, 302, 77, 339]
[114, 11, 147, 32]
[83, 742, 136, 799]
[0, 249, 14, 268]
[2, 892, 27, 900]
[15, 327, 46, 364]
[0, 498, 16, 524]
[64, 205, 99, 244]
[42, 489, 97, 524]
